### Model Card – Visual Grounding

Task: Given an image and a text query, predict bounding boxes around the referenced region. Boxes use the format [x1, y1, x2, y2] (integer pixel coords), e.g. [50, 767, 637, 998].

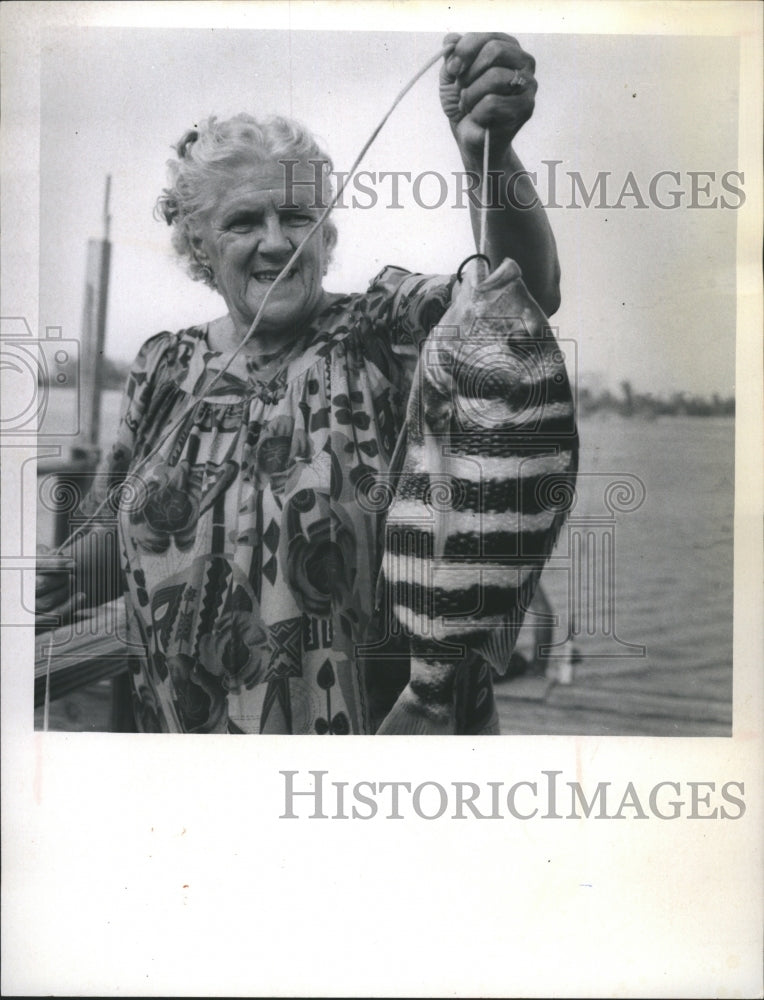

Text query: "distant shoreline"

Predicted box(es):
[41, 383, 736, 419]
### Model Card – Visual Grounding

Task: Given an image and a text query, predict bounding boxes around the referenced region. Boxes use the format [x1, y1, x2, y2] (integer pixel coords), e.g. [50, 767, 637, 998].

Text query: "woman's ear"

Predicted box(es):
[191, 237, 213, 273]
[187, 232, 216, 288]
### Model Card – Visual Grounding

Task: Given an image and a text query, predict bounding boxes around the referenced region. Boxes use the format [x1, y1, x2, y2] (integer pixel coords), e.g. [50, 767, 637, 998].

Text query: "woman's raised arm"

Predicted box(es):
[440, 32, 561, 316]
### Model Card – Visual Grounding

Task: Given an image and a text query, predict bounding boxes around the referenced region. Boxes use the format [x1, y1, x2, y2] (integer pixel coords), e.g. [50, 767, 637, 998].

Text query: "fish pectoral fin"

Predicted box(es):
[477, 627, 519, 678]
[375, 687, 456, 735]
[474, 570, 546, 677]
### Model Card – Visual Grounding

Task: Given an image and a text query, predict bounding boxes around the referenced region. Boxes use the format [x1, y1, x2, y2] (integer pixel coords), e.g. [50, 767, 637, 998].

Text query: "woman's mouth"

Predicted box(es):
[251, 268, 296, 284]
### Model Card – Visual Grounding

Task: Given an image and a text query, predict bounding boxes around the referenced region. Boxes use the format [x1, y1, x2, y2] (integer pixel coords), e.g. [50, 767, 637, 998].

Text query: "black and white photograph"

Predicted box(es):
[2, 1, 762, 996]
[23, 16, 742, 739]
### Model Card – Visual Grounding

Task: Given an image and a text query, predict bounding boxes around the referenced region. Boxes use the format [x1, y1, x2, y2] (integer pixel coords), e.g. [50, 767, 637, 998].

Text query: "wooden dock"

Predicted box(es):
[34, 603, 732, 736]
[494, 666, 731, 737]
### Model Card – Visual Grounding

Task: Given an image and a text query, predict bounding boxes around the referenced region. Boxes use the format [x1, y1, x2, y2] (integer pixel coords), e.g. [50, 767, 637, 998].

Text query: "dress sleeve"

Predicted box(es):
[365, 266, 457, 349]
[79, 331, 175, 519]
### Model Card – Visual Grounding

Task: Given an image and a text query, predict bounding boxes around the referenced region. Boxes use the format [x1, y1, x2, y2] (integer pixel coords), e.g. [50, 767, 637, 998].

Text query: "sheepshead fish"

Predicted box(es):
[376, 256, 578, 734]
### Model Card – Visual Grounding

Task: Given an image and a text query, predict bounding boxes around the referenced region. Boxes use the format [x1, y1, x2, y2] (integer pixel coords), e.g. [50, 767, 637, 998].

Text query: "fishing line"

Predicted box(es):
[479, 127, 490, 258]
[49, 44, 453, 560]
[457, 130, 491, 281]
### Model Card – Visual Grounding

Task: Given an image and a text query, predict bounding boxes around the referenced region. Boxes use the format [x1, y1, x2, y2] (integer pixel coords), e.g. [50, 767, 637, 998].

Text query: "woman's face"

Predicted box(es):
[195, 156, 329, 340]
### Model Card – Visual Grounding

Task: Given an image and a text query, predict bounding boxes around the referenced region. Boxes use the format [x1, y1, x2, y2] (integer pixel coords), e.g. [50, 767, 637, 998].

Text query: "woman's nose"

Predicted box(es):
[259, 215, 292, 255]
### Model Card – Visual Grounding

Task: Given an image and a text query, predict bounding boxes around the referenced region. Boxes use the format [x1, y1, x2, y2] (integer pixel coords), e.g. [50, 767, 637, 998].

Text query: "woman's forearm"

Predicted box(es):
[463, 144, 561, 316]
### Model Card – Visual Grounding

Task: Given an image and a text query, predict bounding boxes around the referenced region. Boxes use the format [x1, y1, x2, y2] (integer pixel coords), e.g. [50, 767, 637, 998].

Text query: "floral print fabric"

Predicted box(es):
[97, 267, 458, 733]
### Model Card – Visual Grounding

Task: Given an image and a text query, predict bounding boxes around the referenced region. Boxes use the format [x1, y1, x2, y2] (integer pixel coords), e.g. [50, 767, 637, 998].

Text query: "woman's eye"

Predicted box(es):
[228, 219, 255, 234]
[282, 213, 313, 227]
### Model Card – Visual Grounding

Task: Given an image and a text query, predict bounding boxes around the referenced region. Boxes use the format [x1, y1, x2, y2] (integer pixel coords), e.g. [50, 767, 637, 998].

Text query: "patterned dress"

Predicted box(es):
[93, 266, 487, 734]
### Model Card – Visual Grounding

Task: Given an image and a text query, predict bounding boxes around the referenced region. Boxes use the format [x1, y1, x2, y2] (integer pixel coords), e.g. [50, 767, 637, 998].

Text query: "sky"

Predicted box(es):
[39, 26, 741, 396]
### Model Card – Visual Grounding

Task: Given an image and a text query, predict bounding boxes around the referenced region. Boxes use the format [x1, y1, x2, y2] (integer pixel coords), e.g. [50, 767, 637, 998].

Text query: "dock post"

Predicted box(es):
[79, 175, 112, 453]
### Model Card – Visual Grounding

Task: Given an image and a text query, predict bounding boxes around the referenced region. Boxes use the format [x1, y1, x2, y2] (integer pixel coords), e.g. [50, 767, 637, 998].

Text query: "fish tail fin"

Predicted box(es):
[375, 657, 457, 735]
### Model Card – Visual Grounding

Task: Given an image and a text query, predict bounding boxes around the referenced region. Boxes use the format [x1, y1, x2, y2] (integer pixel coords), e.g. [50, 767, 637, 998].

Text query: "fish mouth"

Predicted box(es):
[476, 257, 522, 290]
[250, 268, 297, 284]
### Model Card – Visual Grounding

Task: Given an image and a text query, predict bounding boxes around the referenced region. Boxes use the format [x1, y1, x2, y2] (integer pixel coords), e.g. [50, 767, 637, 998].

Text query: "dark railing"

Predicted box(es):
[35, 454, 132, 728]
[34, 598, 129, 708]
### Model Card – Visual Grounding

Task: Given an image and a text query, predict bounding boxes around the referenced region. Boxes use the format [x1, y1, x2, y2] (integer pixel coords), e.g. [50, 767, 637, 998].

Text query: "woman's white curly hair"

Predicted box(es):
[155, 113, 338, 290]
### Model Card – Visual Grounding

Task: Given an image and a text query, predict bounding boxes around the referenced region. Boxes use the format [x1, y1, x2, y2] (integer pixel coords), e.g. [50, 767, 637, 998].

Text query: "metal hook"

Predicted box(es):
[457, 253, 492, 282]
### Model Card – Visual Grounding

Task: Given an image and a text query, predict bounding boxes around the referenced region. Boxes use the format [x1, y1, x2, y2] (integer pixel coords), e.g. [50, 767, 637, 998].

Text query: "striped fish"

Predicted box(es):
[376, 256, 578, 734]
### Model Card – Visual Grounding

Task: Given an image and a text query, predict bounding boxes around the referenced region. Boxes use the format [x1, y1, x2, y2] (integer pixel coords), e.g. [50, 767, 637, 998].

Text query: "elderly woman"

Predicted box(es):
[37, 33, 566, 734]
